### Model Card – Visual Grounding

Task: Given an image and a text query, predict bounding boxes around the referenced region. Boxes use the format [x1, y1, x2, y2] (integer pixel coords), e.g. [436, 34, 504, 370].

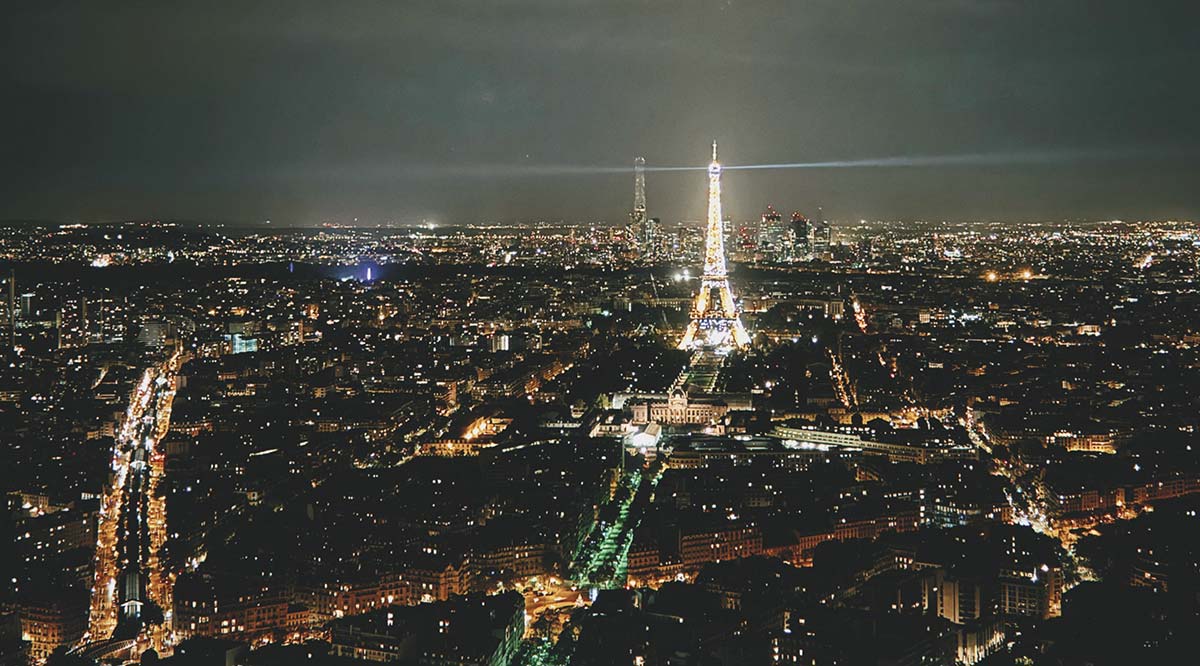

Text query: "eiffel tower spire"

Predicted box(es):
[679, 141, 750, 351]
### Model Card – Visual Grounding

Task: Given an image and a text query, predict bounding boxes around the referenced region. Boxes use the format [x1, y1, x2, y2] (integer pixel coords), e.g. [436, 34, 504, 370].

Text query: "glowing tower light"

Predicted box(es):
[678, 141, 751, 351]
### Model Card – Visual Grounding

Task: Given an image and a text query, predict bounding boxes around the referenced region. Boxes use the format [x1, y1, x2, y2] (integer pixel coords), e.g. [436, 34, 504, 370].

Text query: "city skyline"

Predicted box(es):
[2, 205, 1198, 665]
[2, 3, 1199, 666]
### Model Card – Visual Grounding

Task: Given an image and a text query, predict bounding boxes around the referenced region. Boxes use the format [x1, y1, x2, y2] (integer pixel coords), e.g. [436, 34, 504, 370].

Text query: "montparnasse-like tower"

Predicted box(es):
[679, 141, 751, 351]
[631, 156, 647, 229]
[629, 156, 648, 255]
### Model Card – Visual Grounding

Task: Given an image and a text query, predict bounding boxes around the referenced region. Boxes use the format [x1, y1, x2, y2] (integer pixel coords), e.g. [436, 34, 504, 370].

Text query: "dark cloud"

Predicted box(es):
[2, 0, 1197, 224]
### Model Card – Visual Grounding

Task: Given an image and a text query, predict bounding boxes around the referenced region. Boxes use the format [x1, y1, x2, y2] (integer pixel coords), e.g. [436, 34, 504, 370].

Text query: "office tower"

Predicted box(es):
[791, 212, 812, 261]
[760, 206, 785, 260]
[644, 217, 660, 261]
[812, 207, 832, 259]
[630, 156, 654, 260]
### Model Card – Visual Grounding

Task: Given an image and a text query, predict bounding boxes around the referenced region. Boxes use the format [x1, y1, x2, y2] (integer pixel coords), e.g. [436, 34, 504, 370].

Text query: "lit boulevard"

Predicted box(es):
[85, 353, 180, 659]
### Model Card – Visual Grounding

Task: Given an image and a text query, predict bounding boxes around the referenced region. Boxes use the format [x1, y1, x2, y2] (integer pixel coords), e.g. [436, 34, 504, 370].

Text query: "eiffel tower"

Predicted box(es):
[678, 141, 751, 351]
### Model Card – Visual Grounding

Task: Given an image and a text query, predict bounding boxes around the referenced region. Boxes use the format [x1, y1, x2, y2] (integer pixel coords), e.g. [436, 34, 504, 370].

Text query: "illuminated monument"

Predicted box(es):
[678, 141, 751, 351]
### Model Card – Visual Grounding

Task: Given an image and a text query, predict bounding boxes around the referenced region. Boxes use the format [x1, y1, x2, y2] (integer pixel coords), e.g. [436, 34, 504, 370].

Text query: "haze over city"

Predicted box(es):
[3, 0, 1199, 224]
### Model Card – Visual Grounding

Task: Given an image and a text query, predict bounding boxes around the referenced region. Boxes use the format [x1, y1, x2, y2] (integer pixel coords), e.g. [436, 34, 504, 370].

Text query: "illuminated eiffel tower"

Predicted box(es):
[678, 141, 751, 351]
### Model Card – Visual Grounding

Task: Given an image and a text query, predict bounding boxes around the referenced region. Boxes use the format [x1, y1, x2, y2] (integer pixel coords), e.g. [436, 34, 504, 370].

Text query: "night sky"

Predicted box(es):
[3, 1, 1198, 225]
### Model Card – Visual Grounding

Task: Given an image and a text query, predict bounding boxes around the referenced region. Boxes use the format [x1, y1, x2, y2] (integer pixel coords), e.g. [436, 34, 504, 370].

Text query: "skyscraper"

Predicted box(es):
[630, 156, 647, 256]
[791, 211, 812, 261]
[760, 206, 785, 261]
[644, 217, 660, 261]
[812, 207, 832, 259]
[679, 142, 751, 351]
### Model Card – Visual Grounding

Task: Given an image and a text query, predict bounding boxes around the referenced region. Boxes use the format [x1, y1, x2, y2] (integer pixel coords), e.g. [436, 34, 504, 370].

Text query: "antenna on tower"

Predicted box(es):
[711, 140, 718, 162]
